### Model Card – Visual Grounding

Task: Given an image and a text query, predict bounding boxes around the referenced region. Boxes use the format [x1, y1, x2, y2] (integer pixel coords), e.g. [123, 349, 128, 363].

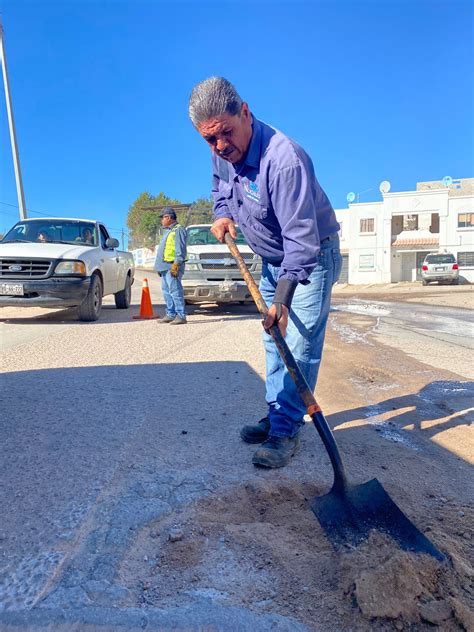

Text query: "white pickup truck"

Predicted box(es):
[0, 218, 135, 321]
[183, 224, 261, 304]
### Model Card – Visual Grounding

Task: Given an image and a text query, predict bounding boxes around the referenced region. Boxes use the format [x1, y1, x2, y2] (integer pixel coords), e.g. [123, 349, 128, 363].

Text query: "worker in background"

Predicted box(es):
[154, 208, 188, 325]
[189, 76, 341, 467]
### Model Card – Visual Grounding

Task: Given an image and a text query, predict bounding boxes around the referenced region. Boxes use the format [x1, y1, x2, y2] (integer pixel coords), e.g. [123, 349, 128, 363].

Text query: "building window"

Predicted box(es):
[359, 254, 375, 269]
[403, 214, 418, 230]
[458, 251, 474, 267]
[430, 213, 440, 233]
[360, 218, 375, 233]
[458, 213, 474, 228]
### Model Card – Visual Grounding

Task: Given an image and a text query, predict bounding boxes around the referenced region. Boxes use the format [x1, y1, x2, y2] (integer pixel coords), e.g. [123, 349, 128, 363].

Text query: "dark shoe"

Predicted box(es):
[240, 416, 270, 444]
[157, 314, 175, 323]
[252, 435, 300, 468]
[170, 316, 187, 325]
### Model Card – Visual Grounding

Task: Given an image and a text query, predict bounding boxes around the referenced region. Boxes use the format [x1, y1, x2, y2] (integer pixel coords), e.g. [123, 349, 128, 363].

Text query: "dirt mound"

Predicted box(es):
[341, 532, 473, 629]
[121, 479, 474, 631]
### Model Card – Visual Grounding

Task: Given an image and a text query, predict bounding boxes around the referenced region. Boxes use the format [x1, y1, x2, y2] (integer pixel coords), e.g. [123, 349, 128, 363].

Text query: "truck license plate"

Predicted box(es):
[0, 283, 24, 296]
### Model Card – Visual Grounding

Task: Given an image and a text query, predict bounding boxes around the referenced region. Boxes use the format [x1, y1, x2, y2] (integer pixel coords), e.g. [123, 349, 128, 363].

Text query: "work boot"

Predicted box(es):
[252, 435, 300, 468]
[240, 416, 270, 444]
[157, 314, 175, 323]
[170, 315, 187, 325]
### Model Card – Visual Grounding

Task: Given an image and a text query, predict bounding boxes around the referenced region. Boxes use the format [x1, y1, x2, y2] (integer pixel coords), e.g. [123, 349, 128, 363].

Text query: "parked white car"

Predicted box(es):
[0, 218, 135, 321]
[421, 252, 459, 285]
[183, 224, 261, 304]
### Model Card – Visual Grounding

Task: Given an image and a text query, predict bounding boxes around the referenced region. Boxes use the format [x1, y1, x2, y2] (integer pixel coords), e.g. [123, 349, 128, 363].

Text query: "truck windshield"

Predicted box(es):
[187, 226, 248, 246]
[2, 220, 97, 246]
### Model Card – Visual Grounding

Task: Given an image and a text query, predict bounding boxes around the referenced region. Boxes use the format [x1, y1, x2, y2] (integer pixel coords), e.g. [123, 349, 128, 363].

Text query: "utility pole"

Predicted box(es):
[0, 19, 27, 219]
[121, 228, 125, 251]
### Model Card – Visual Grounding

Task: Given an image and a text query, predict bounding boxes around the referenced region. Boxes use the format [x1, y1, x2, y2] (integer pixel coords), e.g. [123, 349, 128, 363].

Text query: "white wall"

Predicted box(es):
[336, 211, 349, 253]
[335, 203, 384, 284]
[347, 202, 385, 284]
[447, 196, 474, 282]
[383, 188, 449, 219]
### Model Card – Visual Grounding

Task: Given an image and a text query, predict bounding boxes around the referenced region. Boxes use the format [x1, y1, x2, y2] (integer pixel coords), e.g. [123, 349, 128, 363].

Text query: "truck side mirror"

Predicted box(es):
[106, 238, 119, 249]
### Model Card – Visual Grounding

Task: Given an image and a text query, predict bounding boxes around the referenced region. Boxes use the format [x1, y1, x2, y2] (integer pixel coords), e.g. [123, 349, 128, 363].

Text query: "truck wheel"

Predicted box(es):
[78, 274, 103, 321]
[115, 274, 131, 309]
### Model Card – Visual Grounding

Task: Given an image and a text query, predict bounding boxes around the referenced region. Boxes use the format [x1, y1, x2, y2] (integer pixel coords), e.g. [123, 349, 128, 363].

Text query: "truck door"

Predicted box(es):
[99, 225, 119, 294]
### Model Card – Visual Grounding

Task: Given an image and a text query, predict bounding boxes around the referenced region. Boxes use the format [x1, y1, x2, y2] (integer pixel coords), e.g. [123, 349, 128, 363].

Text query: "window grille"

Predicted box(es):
[458, 251, 474, 267]
[360, 218, 375, 233]
[359, 254, 375, 269]
[458, 213, 474, 228]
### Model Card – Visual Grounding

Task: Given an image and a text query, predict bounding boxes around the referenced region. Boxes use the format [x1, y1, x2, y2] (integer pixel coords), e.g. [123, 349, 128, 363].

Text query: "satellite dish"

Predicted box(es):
[379, 180, 391, 194]
[442, 176, 453, 187]
[346, 192, 356, 203]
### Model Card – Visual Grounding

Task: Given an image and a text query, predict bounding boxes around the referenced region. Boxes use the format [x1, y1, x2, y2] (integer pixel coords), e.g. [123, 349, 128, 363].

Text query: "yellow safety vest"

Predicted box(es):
[163, 224, 184, 263]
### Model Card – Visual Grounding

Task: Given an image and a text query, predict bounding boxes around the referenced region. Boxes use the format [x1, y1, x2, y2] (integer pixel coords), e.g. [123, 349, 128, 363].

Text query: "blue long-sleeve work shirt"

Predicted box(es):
[211, 116, 339, 285]
[154, 223, 187, 273]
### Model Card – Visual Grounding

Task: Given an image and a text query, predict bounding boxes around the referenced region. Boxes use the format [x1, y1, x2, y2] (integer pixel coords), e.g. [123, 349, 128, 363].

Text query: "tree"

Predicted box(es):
[127, 191, 182, 248]
[185, 195, 214, 226]
[127, 192, 216, 248]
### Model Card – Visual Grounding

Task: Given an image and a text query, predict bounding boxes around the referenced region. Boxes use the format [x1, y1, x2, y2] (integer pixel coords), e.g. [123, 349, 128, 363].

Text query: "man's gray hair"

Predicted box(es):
[188, 77, 243, 128]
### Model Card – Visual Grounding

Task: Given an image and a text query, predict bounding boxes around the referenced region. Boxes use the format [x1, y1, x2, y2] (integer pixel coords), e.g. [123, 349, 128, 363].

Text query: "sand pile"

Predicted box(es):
[340, 532, 473, 629]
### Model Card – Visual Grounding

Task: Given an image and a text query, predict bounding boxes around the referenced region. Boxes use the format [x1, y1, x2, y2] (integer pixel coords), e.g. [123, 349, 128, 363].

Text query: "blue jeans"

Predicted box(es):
[260, 235, 342, 438]
[160, 268, 186, 319]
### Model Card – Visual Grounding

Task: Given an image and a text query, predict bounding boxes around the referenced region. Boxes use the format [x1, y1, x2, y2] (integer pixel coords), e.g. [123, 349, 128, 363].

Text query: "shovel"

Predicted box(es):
[225, 233, 444, 561]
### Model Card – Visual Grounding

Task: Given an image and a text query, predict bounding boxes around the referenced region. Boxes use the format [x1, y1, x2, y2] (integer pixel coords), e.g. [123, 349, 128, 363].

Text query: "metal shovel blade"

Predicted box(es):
[311, 477, 445, 561]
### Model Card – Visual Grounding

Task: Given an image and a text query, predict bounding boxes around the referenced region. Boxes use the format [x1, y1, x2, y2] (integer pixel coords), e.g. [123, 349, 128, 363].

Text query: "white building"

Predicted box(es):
[335, 178, 474, 284]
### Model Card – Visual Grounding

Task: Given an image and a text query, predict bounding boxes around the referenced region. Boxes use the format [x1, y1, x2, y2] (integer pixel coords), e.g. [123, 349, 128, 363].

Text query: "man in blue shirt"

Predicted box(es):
[189, 77, 342, 467]
[154, 208, 188, 325]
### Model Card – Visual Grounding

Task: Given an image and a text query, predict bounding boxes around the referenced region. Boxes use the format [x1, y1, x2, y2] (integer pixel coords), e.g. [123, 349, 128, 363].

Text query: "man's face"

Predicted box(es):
[197, 103, 252, 164]
[161, 214, 174, 228]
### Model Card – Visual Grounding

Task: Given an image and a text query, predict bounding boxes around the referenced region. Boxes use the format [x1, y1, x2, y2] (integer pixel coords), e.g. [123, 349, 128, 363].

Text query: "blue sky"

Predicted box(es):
[1, 0, 473, 243]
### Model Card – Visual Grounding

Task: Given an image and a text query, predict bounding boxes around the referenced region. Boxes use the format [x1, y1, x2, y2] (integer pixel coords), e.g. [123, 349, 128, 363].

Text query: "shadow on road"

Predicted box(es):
[328, 380, 474, 444]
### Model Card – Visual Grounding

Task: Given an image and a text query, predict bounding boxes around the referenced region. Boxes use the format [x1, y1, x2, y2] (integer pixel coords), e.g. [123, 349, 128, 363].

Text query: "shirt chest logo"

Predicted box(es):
[243, 180, 260, 203]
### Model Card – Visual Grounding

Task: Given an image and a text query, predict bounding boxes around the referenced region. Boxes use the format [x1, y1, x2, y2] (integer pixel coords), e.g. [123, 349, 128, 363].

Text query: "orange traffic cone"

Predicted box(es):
[133, 278, 158, 320]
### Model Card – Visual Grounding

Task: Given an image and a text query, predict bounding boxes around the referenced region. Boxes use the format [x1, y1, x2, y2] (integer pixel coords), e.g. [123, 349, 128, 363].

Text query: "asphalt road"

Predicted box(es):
[332, 297, 474, 379]
[1, 271, 472, 631]
[1, 272, 301, 630]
